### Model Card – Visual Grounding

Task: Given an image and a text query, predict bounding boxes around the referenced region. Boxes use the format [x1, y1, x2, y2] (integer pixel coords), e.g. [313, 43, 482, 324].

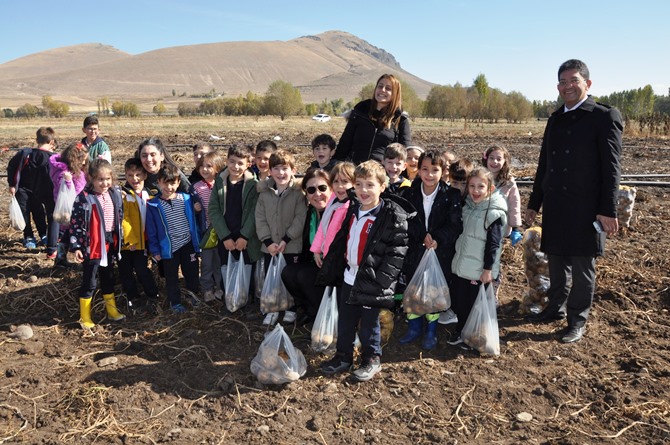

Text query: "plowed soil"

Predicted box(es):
[1, 122, 669, 444]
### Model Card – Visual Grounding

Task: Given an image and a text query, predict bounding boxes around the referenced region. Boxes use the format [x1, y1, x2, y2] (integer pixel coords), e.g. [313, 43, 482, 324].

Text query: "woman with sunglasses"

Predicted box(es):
[281, 166, 353, 326]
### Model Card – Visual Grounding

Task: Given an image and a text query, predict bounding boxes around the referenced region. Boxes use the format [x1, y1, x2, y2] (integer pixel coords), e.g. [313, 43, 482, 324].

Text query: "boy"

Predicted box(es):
[188, 142, 214, 184]
[383, 143, 411, 194]
[81, 115, 111, 163]
[251, 140, 277, 181]
[448, 158, 474, 199]
[7, 127, 57, 250]
[209, 145, 261, 304]
[146, 164, 201, 313]
[255, 150, 307, 325]
[398, 150, 463, 348]
[439, 148, 456, 183]
[309, 134, 339, 172]
[317, 160, 411, 382]
[119, 158, 160, 315]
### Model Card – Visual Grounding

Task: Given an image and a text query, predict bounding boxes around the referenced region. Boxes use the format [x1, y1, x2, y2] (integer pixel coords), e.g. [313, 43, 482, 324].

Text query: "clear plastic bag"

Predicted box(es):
[254, 256, 265, 300]
[9, 195, 25, 231]
[53, 180, 76, 224]
[259, 253, 293, 314]
[250, 324, 307, 385]
[311, 286, 338, 352]
[222, 252, 251, 313]
[402, 248, 450, 315]
[462, 284, 500, 356]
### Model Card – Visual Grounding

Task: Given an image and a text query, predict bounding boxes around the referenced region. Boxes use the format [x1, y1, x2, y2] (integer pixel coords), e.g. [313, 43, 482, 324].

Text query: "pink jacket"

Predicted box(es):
[495, 177, 521, 236]
[49, 155, 87, 201]
[310, 194, 350, 257]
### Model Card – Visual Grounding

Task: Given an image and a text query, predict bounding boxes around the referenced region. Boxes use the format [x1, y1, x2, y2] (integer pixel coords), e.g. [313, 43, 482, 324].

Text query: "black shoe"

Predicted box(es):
[321, 354, 353, 375]
[561, 326, 584, 343]
[526, 309, 566, 323]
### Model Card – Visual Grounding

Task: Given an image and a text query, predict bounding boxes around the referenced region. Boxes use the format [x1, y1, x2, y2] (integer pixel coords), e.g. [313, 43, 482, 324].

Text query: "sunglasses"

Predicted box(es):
[306, 184, 328, 195]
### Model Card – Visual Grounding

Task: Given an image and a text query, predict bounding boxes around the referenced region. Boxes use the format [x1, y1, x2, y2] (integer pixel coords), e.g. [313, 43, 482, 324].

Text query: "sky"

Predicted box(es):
[1, 0, 668, 102]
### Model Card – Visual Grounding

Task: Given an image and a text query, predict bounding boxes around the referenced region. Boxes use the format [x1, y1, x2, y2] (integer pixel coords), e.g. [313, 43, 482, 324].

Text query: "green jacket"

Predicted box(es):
[208, 169, 261, 263]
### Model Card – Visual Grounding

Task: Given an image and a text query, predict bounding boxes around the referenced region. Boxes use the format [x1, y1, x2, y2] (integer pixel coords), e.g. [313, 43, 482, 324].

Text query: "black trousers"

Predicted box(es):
[118, 249, 159, 301]
[15, 188, 53, 240]
[546, 255, 596, 328]
[451, 275, 493, 336]
[79, 245, 116, 299]
[162, 243, 200, 306]
[281, 261, 325, 318]
[335, 282, 382, 361]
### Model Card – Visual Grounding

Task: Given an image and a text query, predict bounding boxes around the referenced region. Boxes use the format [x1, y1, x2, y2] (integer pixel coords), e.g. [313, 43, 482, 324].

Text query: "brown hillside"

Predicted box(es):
[0, 31, 434, 107]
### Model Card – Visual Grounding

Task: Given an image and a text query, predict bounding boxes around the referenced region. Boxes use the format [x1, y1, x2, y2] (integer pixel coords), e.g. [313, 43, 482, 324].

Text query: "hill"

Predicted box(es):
[0, 31, 434, 108]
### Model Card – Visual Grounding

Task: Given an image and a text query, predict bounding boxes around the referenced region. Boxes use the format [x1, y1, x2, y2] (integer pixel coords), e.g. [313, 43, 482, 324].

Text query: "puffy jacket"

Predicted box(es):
[145, 193, 201, 259]
[121, 185, 150, 251]
[7, 147, 55, 198]
[208, 168, 261, 263]
[335, 99, 411, 164]
[400, 180, 463, 281]
[495, 177, 521, 237]
[452, 193, 507, 281]
[69, 185, 123, 265]
[49, 154, 87, 201]
[255, 177, 307, 255]
[315, 195, 413, 309]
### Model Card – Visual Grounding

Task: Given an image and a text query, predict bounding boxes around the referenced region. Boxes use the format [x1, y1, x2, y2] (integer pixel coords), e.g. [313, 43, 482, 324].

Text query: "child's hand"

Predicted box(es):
[268, 243, 279, 256]
[480, 269, 493, 284]
[223, 239, 236, 251]
[63, 172, 73, 182]
[74, 250, 84, 263]
[423, 233, 437, 249]
[277, 240, 287, 253]
[194, 202, 202, 212]
[153, 254, 162, 262]
[235, 238, 247, 251]
[314, 253, 323, 268]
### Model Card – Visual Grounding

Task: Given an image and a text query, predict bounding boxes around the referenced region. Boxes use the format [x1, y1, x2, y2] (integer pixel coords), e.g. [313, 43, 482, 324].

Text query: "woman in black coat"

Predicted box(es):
[334, 74, 411, 165]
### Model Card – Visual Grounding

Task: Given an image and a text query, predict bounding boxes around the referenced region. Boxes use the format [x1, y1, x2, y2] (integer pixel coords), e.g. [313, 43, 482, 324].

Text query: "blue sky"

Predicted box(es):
[1, 0, 668, 102]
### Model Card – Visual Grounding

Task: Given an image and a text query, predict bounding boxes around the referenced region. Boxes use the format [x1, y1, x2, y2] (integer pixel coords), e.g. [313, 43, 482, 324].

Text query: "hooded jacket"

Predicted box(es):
[49, 154, 87, 201]
[255, 177, 308, 255]
[335, 99, 411, 164]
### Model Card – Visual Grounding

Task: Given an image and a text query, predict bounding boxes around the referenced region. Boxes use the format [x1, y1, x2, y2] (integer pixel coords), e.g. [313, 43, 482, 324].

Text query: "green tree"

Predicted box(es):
[3, 108, 14, 118]
[153, 102, 167, 116]
[177, 102, 198, 116]
[263, 80, 303, 120]
[399, 80, 423, 119]
[42, 96, 69, 118]
[504, 91, 533, 123]
[111, 101, 140, 117]
[358, 83, 375, 102]
[15, 103, 41, 118]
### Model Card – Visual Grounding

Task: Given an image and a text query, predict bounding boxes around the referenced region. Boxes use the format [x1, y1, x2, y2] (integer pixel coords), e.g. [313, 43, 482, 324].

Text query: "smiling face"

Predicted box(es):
[92, 168, 113, 195]
[557, 68, 591, 109]
[383, 157, 405, 181]
[254, 151, 271, 176]
[270, 164, 293, 191]
[193, 146, 212, 168]
[125, 166, 146, 193]
[313, 144, 335, 168]
[406, 149, 422, 177]
[157, 177, 179, 200]
[374, 78, 394, 110]
[332, 173, 353, 201]
[140, 145, 164, 174]
[355, 175, 385, 211]
[227, 155, 249, 183]
[199, 159, 218, 183]
[83, 124, 99, 144]
[419, 159, 442, 194]
[486, 149, 505, 176]
[468, 176, 493, 204]
[305, 177, 331, 211]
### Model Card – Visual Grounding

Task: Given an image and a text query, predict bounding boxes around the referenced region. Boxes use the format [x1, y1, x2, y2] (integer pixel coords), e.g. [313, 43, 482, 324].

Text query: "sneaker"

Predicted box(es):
[352, 356, 382, 382]
[282, 310, 297, 324]
[214, 289, 224, 301]
[321, 354, 353, 375]
[171, 303, 187, 314]
[262, 312, 279, 326]
[447, 336, 464, 346]
[438, 309, 458, 325]
[46, 251, 57, 260]
[24, 237, 37, 250]
[202, 290, 215, 303]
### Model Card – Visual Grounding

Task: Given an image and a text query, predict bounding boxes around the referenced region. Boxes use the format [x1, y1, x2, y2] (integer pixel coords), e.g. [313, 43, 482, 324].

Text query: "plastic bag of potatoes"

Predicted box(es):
[250, 324, 307, 385]
[403, 248, 450, 315]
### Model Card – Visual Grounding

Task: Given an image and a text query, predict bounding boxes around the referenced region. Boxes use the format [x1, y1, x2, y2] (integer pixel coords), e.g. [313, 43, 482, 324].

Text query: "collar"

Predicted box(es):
[564, 95, 589, 113]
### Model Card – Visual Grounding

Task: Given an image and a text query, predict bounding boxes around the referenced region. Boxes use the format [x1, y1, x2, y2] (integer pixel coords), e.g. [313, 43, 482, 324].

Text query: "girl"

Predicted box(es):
[449, 167, 507, 345]
[334, 74, 411, 165]
[191, 151, 226, 302]
[404, 145, 424, 181]
[482, 145, 522, 243]
[399, 150, 462, 350]
[48, 141, 88, 263]
[69, 159, 125, 329]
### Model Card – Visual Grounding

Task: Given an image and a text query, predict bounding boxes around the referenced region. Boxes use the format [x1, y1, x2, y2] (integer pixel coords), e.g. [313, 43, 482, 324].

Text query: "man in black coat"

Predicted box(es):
[525, 59, 623, 343]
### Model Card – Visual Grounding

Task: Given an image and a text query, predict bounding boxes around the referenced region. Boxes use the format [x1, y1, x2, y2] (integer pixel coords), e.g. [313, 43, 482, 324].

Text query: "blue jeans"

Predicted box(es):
[335, 282, 382, 361]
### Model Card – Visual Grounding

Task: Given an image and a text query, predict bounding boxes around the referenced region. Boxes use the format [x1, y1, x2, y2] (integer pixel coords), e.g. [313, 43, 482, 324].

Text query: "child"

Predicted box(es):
[209, 145, 261, 305]
[448, 167, 507, 346]
[119, 158, 160, 315]
[309, 134, 339, 172]
[7, 126, 57, 251]
[399, 150, 463, 350]
[404, 145, 424, 181]
[439, 148, 456, 183]
[190, 151, 226, 302]
[188, 142, 214, 184]
[81, 115, 111, 163]
[383, 143, 411, 194]
[251, 140, 277, 181]
[69, 159, 124, 328]
[146, 164, 201, 313]
[255, 150, 307, 325]
[482, 145, 522, 244]
[448, 158, 474, 199]
[49, 141, 88, 263]
[317, 160, 411, 382]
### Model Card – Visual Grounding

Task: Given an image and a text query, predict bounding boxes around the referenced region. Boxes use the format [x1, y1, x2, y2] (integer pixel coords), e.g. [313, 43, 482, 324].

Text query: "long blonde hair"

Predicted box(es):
[370, 74, 402, 129]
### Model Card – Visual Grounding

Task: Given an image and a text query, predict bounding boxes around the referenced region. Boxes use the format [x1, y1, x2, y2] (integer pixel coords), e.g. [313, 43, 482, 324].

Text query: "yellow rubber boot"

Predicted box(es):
[79, 298, 95, 328]
[103, 293, 126, 321]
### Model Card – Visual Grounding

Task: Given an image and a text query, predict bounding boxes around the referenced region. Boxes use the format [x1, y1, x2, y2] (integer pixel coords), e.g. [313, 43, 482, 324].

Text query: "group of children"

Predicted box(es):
[8, 122, 522, 382]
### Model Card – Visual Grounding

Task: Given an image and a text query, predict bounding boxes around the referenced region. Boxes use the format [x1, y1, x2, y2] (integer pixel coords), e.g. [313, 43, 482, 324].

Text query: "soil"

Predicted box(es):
[1, 127, 669, 444]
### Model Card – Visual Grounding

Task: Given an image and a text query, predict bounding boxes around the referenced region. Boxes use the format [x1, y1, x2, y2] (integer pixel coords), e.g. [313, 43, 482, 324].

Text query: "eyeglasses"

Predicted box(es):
[306, 184, 329, 195]
[557, 78, 584, 88]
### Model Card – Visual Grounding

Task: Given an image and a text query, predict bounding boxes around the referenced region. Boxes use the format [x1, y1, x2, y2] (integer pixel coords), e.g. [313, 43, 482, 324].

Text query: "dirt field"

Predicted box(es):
[1, 119, 669, 444]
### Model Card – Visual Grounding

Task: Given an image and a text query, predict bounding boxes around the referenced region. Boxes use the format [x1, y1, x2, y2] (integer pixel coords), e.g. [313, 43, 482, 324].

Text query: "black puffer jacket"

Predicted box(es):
[315, 194, 414, 309]
[400, 180, 463, 282]
[335, 99, 411, 165]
